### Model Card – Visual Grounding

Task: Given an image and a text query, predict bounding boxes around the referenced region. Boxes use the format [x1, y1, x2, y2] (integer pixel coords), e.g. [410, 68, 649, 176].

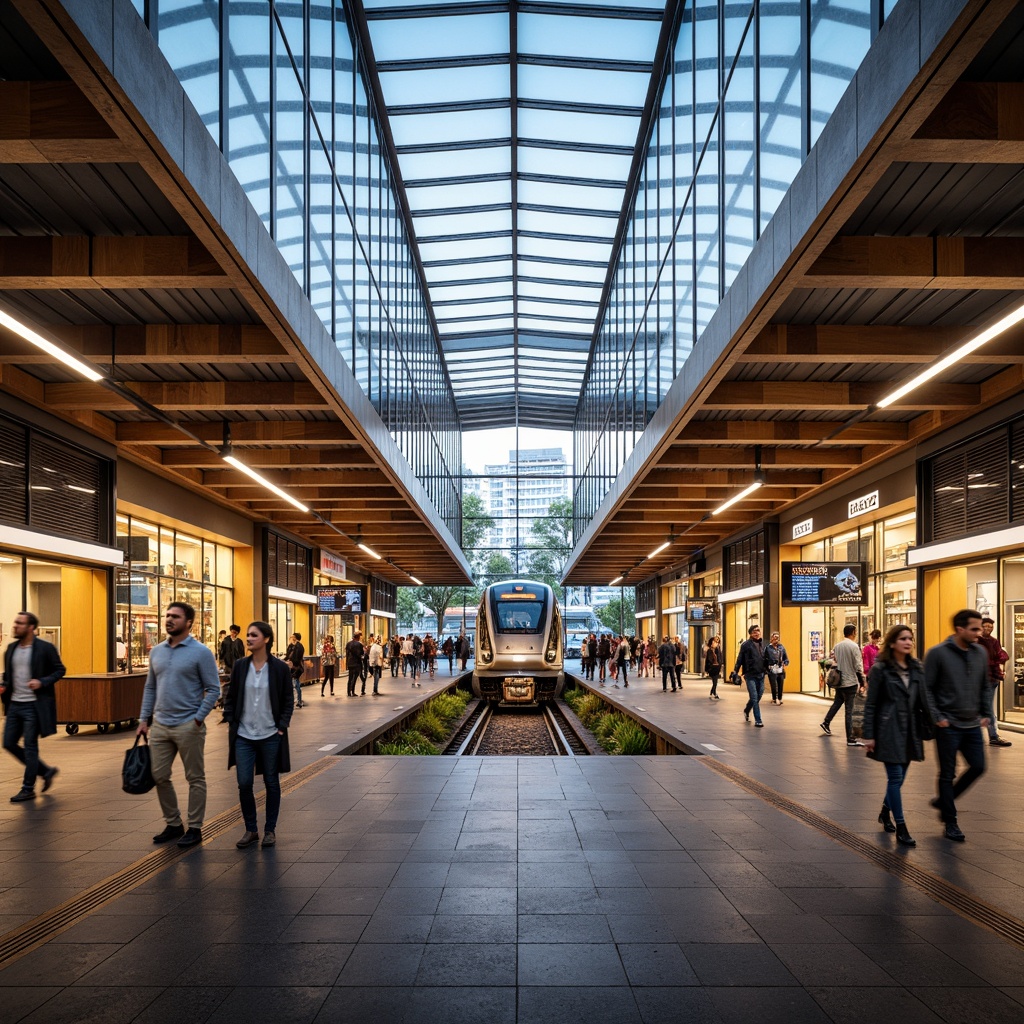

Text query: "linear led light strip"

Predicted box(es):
[0, 307, 105, 382]
[221, 454, 309, 513]
[877, 298, 1024, 408]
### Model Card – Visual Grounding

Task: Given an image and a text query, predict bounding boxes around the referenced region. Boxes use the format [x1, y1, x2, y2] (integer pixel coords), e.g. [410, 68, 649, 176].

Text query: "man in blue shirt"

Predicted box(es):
[137, 602, 220, 848]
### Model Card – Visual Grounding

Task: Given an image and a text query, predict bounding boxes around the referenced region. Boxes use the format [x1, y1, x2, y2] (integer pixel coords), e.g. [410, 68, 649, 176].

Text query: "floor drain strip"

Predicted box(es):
[701, 756, 1024, 949]
[0, 754, 339, 968]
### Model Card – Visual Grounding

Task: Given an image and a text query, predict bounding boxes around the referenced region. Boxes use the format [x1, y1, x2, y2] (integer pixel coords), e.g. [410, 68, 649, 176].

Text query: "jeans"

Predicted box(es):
[320, 665, 335, 696]
[292, 673, 303, 706]
[661, 667, 675, 690]
[235, 732, 282, 833]
[768, 670, 785, 702]
[390, 656, 400, 677]
[370, 665, 381, 693]
[882, 762, 910, 823]
[743, 674, 765, 724]
[3, 701, 52, 789]
[824, 685, 857, 740]
[935, 725, 986, 823]
[983, 689, 999, 740]
[674, 665, 683, 689]
[347, 666, 361, 696]
[404, 654, 417, 678]
[617, 661, 628, 685]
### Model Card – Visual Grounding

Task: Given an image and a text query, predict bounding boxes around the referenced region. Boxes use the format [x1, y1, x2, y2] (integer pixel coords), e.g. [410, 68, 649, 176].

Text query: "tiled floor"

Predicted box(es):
[0, 670, 1021, 1022]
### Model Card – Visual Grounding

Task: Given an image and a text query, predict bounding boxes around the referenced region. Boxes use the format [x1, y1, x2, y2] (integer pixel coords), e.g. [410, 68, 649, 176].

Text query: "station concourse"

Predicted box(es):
[1, 0, 1024, 1020]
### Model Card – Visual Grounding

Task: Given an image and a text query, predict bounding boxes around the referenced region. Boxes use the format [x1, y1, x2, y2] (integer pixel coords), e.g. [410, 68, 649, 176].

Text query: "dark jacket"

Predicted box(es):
[598, 637, 611, 660]
[224, 655, 294, 773]
[2, 637, 66, 737]
[704, 646, 722, 675]
[734, 637, 765, 678]
[863, 656, 930, 763]
[344, 638, 365, 671]
[285, 641, 305, 675]
[923, 636, 990, 729]
[220, 635, 244, 672]
[764, 642, 789, 677]
[657, 641, 675, 669]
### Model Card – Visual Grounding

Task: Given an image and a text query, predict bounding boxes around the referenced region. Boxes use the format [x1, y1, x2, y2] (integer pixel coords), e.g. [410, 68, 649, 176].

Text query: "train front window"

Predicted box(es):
[492, 591, 545, 633]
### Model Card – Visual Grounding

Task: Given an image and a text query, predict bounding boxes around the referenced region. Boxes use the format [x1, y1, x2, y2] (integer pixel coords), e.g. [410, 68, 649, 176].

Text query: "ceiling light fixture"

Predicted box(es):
[648, 541, 671, 559]
[877, 298, 1024, 409]
[220, 426, 308, 513]
[358, 542, 382, 560]
[713, 447, 765, 516]
[409, 575, 424, 586]
[609, 575, 623, 586]
[0, 307, 105, 382]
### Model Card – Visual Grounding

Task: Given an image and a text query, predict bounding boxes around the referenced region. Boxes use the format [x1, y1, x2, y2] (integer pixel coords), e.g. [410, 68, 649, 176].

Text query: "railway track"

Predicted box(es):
[445, 700, 589, 756]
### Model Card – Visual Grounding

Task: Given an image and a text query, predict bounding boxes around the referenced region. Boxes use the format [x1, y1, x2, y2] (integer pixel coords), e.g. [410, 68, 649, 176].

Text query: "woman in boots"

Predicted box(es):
[320, 635, 337, 696]
[704, 635, 722, 699]
[862, 624, 931, 848]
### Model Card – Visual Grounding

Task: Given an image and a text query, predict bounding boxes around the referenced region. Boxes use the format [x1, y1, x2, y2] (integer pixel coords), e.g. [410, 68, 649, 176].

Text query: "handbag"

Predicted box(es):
[122, 734, 156, 795]
[728, 670, 742, 686]
[825, 666, 841, 691]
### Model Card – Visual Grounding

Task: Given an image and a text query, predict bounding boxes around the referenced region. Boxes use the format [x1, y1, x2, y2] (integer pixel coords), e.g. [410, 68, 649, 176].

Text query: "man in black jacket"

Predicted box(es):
[286, 634, 305, 708]
[734, 625, 767, 727]
[345, 632, 365, 697]
[923, 608, 990, 842]
[1, 610, 65, 801]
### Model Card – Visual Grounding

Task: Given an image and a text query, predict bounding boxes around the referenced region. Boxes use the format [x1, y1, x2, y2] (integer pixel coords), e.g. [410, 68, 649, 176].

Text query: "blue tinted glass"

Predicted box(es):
[518, 13, 660, 63]
[157, 1, 220, 143]
[518, 108, 640, 148]
[378, 64, 509, 106]
[723, 34, 754, 288]
[810, 0, 870, 145]
[390, 109, 511, 148]
[407, 180, 512, 212]
[371, 14, 508, 61]
[517, 64, 650, 107]
[760, 6, 803, 228]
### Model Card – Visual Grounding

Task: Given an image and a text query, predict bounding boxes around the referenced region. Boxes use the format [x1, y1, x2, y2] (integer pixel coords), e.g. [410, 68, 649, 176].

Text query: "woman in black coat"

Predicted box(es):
[862, 623, 931, 847]
[224, 621, 294, 849]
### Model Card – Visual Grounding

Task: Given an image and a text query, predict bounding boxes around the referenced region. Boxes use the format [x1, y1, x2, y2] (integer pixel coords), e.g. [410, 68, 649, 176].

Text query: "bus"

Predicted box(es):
[562, 605, 601, 659]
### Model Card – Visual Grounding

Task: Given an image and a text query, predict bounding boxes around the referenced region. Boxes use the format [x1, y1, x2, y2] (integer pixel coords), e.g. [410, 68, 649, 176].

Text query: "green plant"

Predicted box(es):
[574, 693, 605, 727]
[395, 729, 439, 754]
[429, 690, 469, 723]
[594, 712, 620, 739]
[412, 708, 448, 742]
[612, 718, 650, 755]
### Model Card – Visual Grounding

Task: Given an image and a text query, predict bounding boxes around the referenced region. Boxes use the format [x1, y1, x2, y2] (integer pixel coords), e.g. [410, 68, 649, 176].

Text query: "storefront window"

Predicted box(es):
[882, 512, 915, 570]
[115, 514, 234, 669]
[1004, 556, 1024, 724]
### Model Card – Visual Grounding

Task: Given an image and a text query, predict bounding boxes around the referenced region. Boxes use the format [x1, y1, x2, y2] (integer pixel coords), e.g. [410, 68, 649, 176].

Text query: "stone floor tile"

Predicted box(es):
[806, 986, 944, 1023]
[682, 943, 801, 987]
[517, 914, 612, 943]
[130, 986, 232, 1024]
[334, 943, 424, 987]
[204, 986, 330, 1024]
[415, 943, 516, 985]
[427, 914, 516, 943]
[277, 916, 369, 943]
[517, 985, 642, 1024]
[518, 942, 627, 986]
[617, 942, 699, 986]
[706, 985, 833, 1024]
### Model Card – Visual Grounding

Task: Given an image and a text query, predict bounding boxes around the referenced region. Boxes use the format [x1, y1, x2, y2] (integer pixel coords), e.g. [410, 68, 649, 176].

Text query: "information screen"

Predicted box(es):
[781, 562, 868, 606]
[314, 585, 366, 614]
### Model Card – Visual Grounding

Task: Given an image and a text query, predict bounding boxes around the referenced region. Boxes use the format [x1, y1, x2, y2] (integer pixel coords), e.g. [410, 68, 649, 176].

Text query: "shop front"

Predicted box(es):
[265, 530, 314, 665]
[910, 406, 1024, 727]
[779, 468, 916, 697]
[714, 527, 773, 671]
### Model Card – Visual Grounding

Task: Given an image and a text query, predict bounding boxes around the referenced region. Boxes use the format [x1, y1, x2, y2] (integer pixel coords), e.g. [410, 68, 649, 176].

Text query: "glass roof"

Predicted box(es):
[364, 0, 666, 429]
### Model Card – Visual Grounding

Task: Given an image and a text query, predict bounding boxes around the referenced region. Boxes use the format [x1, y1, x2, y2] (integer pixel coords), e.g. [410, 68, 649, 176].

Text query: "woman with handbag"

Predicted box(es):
[862, 623, 931, 848]
[224, 621, 294, 849]
[319, 635, 337, 697]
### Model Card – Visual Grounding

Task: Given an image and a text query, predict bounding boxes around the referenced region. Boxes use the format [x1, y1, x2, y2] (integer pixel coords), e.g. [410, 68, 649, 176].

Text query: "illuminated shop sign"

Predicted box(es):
[781, 562, 868, 606]
[792, 518, 813, 539]
[848, 490, 879, 518]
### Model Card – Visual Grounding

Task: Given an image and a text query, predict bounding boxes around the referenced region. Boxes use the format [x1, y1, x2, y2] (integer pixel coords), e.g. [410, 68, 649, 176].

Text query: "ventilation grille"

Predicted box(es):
[0, 418, 28, 526]
[29, 435, 104, 542]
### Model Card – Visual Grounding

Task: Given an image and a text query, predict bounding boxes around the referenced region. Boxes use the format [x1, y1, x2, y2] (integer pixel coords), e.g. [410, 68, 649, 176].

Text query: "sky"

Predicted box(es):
[461, 427, 573, 475]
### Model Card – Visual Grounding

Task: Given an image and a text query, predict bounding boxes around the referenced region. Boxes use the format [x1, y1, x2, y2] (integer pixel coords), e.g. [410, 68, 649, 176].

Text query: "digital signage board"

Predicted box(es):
[314, 585, 367, 614]
[781, 562, 868, 606]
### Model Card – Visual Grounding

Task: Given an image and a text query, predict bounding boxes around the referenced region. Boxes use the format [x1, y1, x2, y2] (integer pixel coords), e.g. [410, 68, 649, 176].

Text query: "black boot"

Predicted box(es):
[878, 805, 896, 834]
[895, 821, 916, 847]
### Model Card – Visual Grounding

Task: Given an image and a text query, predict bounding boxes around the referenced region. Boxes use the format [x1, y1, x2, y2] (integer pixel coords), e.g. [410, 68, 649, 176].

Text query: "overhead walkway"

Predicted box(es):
[0, 676, 1022, 1022]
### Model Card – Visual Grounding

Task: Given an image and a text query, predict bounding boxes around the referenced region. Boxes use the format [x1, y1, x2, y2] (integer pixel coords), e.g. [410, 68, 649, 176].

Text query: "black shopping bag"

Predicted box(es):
[122, 734, 156, 794]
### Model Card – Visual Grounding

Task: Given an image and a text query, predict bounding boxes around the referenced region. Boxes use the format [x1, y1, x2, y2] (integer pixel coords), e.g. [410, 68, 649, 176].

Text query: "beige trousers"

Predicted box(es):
[149, 720, 207, 830]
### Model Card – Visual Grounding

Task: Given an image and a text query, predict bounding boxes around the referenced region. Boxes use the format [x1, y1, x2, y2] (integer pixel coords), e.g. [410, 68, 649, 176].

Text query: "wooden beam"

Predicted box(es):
[658, 447, 863, 469]
[704, 379, 979, 410]
[634, 485, 807, 500]
[205, 468, 391, 489]
[46, 380, 325, 411]
[805, 236, 1024, 290]
[162, 448, 376, 469]
[741, 324, 1024, 363]
[0, 324, 289, 365]
[674, 419, 908, 446]
[897, 81, 1024, 162]
[214, 486, 401, 502]
[116, 420, 355, 445]
[0, 237, 230, 289]
[0, 81, 130, 162]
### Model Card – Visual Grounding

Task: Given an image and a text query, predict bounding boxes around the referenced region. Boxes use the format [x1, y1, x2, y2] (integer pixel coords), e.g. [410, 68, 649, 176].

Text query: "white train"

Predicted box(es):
[472, 580, 565, 707]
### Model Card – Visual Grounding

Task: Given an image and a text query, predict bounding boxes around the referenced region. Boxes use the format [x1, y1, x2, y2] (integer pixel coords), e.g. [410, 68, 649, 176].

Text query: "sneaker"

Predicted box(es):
[236, 830, 260, 849]
[944, 823, 966, 842]
[713, 695, 720, 700]
[820, 722, 831, 736]
[847, 739, 865, 747]
[990, 738, 1012, 747]
[755, 722, 764, 728]
[262, 831, 276, 847]
[41, 766, 59, 792]
[177, 827, 203, 848]
[10, 788, 35, 803]
[153, 824, 185, 844]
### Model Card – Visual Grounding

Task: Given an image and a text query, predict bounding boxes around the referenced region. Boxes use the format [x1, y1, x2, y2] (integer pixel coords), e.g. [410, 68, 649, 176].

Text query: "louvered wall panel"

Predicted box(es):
[29, 435, 104, 543]
[0, 416, 28, 527]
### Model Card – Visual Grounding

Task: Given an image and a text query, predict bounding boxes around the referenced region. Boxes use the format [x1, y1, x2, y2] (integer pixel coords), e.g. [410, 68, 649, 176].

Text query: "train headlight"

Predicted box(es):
[544, 650, 556, 663]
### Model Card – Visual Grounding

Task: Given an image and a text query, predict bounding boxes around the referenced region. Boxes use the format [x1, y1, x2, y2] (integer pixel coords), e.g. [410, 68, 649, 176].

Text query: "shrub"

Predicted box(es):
[395, 729, 439, 755]
[575, 693, 606, 727]
[377, 740, 415, 755]
[612, 718, 650, 755]
[594, 711, 620, 740]
[412, 708, 448, 742]
[429, 690, 469, 723]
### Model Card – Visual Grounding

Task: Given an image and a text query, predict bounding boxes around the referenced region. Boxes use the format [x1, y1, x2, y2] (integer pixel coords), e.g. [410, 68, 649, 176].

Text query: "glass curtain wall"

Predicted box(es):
[133, 0, 461, 538]
[573, 0, 886, 536]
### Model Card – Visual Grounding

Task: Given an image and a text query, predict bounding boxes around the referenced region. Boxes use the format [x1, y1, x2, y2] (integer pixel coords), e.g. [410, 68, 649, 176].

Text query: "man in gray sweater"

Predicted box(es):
[820, 623, 866, 745]
[923, 608, 990, 842]
[137, 602, 221, 848]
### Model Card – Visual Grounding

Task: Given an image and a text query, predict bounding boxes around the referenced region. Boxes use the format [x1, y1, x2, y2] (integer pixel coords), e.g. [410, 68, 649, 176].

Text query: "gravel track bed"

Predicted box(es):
[474, 710, 557, 755]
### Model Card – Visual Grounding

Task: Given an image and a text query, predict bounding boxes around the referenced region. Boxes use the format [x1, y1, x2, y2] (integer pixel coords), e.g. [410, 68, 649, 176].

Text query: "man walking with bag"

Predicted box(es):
[1, 611, 64, 802]
[820, 624, 866, 745]
[735, 625, 767, 727]
[137, 602, 220, 847]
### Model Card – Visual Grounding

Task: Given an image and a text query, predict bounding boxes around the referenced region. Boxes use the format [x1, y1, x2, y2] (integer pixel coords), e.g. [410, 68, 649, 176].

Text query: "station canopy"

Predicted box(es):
[363, 0, 667, 430]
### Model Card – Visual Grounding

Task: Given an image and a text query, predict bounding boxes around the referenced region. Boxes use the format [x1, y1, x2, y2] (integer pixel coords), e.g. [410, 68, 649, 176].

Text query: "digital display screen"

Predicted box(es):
[314, 585, 366, 614]
[781, 562, 868, 606]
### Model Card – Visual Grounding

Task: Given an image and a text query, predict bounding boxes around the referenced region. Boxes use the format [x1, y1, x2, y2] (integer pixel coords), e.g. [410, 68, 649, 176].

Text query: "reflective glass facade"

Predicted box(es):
[573, 0, 888, 536]
[134, 0, 461, 536]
